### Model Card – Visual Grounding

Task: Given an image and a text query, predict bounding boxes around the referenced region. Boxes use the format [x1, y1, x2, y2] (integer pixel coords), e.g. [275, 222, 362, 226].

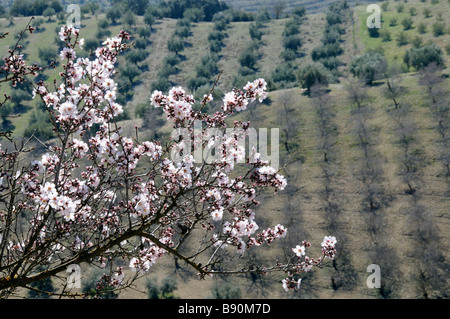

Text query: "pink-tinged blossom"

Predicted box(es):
[211, 208, 224, 221]
[60, 47, 76, 60]
[31, 160, 44, 174]
[58, 101, 78, 120]
[59, 25, 79, 42]
[292, 245, 306, 257]
[102, 36, 127, 52]
[258, 165, 277, 177]
[203, 94, 213, 103]
[274, 224, 287, 238]
[41, 153, 59, 168]
[32, 85, 47, 99]
[141, 141, 162, 160]
[321, 236, 337, 259]
[72, 139, 88, 158]
[321, 236, 337, 248]
[252, 166, 287, 191]
[243, 78, 268, 103]
[129, 243, 168, 272]
[150, 90, 164, 108]
[133, 194, 151, 217]
[282, 277, 302, 292]
[110, 102, 123, 116]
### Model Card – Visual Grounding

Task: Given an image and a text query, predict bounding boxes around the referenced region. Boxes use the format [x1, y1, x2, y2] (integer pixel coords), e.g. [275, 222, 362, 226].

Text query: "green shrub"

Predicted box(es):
[146, 277, 178, 299]
[238, 47, 258, 69]
[282, 18, 300, 37]
[404, 43, 445, 69]
[134, 38, 148, 50]
[411, 35, 423, 48]
[95, 28, 111, 40]
[401, 17, 414, 30]
[107, 6, 122, 24]
[282, 34, 302, 51]
[389, 17, 397, 26]
[163, 53, 181, 67]
[350, 51, 388, 84]
[271, 63, 297, 84]
[38, 46, 58, 65]
[174, 25, 191, 38]
[125, 49, 148, 65]
[167, 36, 185, 55]
[211, 281, 242, 299]
[196, 54, 219, 78]
[151, 76, 172, 92]
[138, 27, 151, 39]
[321, 29, 341, 44]
[84, 38, 100, 54]
[380, 29, 392, 42]
[119, 64, 141, 84]
[184, 7, 205, 22]
[249, 22, 263, 41]
[157, 62, 178, 78]
[326, 11, 342, 25]
[319, 56, 344, 70]
[432, 22, 446, 36]
[417, 23, 427, 34]
[97, 18, 109, 29]
[396, 31, 409, 46]
[186, 76, 208, 91]
[279, 49, 297, 61]
[311, 43, 343, 60]
[143, 9, 155, 27]
[297, 63, 329, 91]
[291, 6, 306, 19]
[423, 8, 432, 18]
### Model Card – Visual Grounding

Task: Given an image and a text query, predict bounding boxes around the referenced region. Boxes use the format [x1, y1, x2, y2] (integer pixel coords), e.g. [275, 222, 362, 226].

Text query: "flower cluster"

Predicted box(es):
[151, 78, 268, 128]
[0, 25, 336, 297]
[222, 78, 268, 113]
[321, 235, 337, 259]
[129, 229, 175, 271]
[85, 267, 124, 299]
[282, 276, 302, 292]
[0, 19, 40, 109]
[251, 165, 287, 191]
[1, 53, 34, 87]
[151, 86, 195, 126]
[89, 124, 162, 174]
[129, 244, 167, 272]
[33, 26, 130, 134]
[159, 155, 197, 190]
[281, 236, 337, 292]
